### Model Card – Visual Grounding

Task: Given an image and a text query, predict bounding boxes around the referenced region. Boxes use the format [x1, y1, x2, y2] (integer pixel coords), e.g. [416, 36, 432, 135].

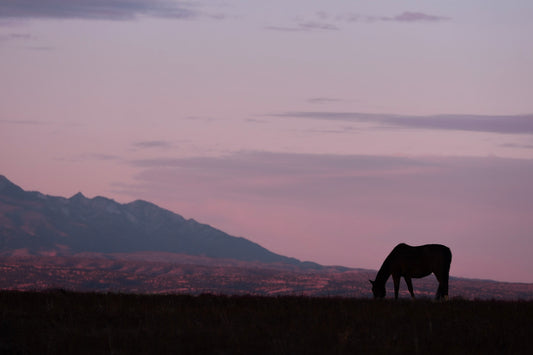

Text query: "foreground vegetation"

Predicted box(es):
[1, 291, 531, 354]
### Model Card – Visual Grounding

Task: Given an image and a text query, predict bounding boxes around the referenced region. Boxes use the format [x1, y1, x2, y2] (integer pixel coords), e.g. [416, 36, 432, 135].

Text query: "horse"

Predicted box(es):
[369, 243, 452, 300]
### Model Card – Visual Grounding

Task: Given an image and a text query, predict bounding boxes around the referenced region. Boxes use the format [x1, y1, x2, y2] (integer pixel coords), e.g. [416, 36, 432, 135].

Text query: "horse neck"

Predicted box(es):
[375, 258, 391, 286]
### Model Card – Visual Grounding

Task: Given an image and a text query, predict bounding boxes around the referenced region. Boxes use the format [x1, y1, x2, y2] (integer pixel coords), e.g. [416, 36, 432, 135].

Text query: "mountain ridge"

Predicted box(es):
[0, 175, 316, 267]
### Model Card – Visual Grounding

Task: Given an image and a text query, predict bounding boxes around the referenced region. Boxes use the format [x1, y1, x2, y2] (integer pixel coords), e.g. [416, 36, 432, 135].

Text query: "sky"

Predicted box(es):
[1, 0, 533, 283]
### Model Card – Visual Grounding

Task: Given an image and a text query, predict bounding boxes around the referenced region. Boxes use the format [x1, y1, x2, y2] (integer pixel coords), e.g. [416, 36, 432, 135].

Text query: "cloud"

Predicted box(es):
[0, 31, 55, 50]
[126, 151, 431, 208]
[88, 153, 121, 161]
[304, 126, 360, 135]
[245, 118, 268, 124]
[340, 11, 449, 23]
[132, 140, 173, 149]
[120, 151, 533, 281]
[130, 151, 427, 177]
[24, 45, 55, 51]
[307, 97, 343, 104]
[56, 153, 121, 163]
[266, 10, 448, 33]
[266, 22, 339, 32]
[298, 22, 339, 31]
[128, 152, 533, 207]
[385, 12, 450, 23]
[0, 33, 33, 41]
[130, 151, 426, 175]
[502, 143, 533, 150]
[0, 0, 200, 21]
[265, 26, 306, 32]
[271, 112, 533, 135]
[125, 152, 533, 237]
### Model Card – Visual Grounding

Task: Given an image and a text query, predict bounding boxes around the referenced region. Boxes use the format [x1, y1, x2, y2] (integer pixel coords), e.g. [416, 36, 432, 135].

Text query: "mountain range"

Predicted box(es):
[0, 175, 313, 266]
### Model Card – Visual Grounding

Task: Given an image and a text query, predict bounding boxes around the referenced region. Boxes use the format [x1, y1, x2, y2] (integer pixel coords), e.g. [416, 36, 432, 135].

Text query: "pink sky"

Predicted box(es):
[1, 1, 533, 282]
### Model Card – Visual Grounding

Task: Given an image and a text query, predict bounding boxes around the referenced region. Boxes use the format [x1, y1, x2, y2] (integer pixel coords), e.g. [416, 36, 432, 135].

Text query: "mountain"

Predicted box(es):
[0, 175, 310, 266]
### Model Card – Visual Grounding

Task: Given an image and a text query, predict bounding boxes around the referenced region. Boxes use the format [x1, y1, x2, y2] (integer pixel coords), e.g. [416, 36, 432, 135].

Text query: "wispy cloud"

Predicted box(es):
[124, 152, 533, 249]
[88, 153, 121, 161]
[56, 153, 121, 163]
[298, 21, 339, 31]
[121, 151, 533, 280]
[0, 31, 54, 50]
[0, 32, 33, 41]
[0, 0, 201, 21]
[245, 118, 268, 124]
[339, 11, 449, 23]
[502, 143, 533, 150]
[265, 26, 306, 33]
[384, 12, 450, 23]
[271, 112, 533, 135]
[132, 140, 173, 149]
[131, 151, 426, 177]
[266, 22, 338, 32]
[267, 10, 449, 32]
[126, 151, 433, 203]
[307, 97, 343, 105]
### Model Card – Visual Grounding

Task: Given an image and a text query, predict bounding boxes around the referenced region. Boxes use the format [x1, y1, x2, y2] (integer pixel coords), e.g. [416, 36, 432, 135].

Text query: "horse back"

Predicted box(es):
[390, 243, 451, 277]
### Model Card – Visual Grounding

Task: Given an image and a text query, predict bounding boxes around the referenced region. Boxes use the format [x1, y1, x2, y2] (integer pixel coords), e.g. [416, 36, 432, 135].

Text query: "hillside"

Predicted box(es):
[0, 175, 310, 266]
[1, 255, 532, 300]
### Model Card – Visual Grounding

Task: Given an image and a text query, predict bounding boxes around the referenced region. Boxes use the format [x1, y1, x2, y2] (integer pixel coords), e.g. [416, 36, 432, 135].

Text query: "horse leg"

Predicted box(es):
[439, 257, 451, 300]
[434, 272, 449, 300]
[405, 277, 415, 299]
[393, 274, 401, 300]
[434, 273, 443, 300]
[440, 272, 449, 300]
[436, 283, 443, 300]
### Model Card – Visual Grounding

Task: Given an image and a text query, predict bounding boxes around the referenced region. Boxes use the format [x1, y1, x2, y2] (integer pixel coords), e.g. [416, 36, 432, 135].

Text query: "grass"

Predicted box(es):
[1, 290, 532, 354]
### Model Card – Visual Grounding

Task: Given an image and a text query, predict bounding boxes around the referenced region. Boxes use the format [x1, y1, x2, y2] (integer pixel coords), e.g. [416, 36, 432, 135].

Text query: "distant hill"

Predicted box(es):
[0, 255, 531, 300]
[0, 175, 316, 267]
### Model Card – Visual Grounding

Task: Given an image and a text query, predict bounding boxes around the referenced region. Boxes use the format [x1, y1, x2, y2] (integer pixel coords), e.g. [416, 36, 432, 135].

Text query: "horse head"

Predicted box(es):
[369, 279, 386, 299]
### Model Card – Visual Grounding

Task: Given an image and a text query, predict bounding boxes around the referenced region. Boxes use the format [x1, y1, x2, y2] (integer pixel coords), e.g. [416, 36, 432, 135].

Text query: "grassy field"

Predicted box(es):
[1, 291, 531, 354]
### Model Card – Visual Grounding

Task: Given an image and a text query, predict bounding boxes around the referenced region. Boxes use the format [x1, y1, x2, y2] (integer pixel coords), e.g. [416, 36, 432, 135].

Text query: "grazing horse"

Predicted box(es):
[369, 243, 452, 300]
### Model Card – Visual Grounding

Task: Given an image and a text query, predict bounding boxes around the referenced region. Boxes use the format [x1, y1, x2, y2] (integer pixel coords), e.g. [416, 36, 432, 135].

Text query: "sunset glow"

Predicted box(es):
[1, 0, 533, 282]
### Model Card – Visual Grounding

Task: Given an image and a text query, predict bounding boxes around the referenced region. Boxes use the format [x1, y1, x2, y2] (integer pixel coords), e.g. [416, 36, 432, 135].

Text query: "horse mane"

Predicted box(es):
[374, 252, 393, 285]
[374, 244, 407, 285]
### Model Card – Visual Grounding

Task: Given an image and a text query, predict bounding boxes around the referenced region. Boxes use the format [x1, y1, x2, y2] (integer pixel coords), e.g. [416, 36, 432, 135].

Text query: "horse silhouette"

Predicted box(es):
[369, 243, 452, 300]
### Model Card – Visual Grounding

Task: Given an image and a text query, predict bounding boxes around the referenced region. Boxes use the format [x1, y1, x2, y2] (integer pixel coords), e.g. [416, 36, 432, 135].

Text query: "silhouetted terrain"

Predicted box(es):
[1, 291, 531, 354]
[0, 175, 311, 266]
